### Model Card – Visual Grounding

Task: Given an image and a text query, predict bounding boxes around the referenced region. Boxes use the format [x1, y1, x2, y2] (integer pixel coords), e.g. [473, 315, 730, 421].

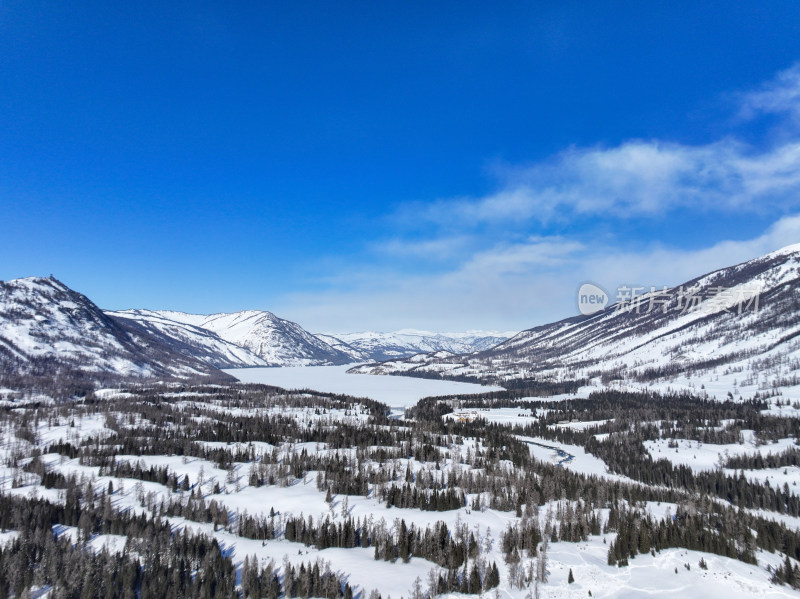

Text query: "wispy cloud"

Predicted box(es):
[395, 65, 800, 227]
[454, 236, 584, 276]
[276, 65, 800, 332]
[279, 215, 800, 332]
[372, 235, 474, 261]
[739, 63, 800, 123]
[409, 138, 800, 225]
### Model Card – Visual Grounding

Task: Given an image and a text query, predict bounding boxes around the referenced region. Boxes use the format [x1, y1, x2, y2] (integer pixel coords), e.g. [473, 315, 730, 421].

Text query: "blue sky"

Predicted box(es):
[2, 2, 800, 332]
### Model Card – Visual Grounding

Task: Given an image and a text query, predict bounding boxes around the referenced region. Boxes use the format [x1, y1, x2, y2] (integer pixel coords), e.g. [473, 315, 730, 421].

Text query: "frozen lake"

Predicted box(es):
[223, 364, 502, 408]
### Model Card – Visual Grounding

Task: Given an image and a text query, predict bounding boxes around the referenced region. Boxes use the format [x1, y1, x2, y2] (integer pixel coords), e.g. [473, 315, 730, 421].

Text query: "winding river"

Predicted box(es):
[519, 438, 576, 466]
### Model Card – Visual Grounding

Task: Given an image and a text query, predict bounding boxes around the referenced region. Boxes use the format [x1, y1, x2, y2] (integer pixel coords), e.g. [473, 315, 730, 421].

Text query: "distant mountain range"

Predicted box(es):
[316, 330, 514, 362]
[109, 309, 354, 367]
[0, 277, 514, 390]
[108, 310, 513, 368]
[4, 244, 799, 395]
[0, 277, 219, 391]
[351, 244, 800, 395]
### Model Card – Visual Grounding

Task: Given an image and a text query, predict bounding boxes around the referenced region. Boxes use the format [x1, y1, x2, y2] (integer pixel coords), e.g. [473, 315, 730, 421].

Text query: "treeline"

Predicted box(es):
[121, 481, 498, 596]
[382, 483, 466, 511]
[585, 434, 800, 516]
[0, 491, 238, 598]
[606, 503, 757, 566]
[724, 446, 800, 470]
[0, 479, 360, 599]
[241, 557, 352, 599]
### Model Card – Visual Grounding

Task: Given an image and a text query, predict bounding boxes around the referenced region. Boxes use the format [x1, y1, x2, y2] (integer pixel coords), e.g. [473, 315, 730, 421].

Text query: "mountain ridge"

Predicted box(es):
[319, 329, 515, 362]
[5, 243, 799, 398]
[0, 276, 222, 392]
[349, 243, 800, 398]
[109, 309, 355, 367]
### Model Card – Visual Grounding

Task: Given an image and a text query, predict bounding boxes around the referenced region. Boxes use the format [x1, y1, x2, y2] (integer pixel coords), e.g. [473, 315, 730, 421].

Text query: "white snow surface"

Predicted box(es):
[518, 436, 639, 485]
[7, 448, 797, 599]
[224, 365, 502, 407]
[644, 432, 797, 473]
[111, 308, 351, 366]
[444, 407, 539, 426]
[321, 329, 517, 361]
[3, 399, 800, 598]
[350, 244, 800, 403]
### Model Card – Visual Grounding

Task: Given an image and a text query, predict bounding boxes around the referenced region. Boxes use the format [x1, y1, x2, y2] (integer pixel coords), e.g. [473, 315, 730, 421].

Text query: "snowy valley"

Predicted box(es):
[1, 246, 800, 598]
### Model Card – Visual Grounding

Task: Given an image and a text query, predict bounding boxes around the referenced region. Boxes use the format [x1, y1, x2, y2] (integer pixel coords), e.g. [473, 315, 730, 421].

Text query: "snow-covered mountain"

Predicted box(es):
[0, 277, 218, 387]
[351, 244, 800, 395]
[314, 334, 371, 362]
[108, 310, 268, 368]
[319, 329, 515, 362]
[110, 309, 354, 367]
[104, 310, 515, 367]
[11, 243, 800, 397]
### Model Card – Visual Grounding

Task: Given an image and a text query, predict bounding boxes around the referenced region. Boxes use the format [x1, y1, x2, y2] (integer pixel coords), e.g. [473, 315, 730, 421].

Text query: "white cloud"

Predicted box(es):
[276, 216, 800, 333]
[581, 214, 800, 296]
[277, 66, 800, 332]
[401, 66, 800, 226]
[739, 63, 800, 122]
[372, 235, 473, 261]
[454, 237, 584, 276]
[412, 137, 800, 225]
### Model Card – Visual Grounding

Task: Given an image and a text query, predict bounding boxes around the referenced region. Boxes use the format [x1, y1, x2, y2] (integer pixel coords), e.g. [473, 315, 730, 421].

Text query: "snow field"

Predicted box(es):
[4, 437, 800, 598]
[644, 432, 797, 473]
[224, 365, 503, 408]
[517, 436, 638, 486]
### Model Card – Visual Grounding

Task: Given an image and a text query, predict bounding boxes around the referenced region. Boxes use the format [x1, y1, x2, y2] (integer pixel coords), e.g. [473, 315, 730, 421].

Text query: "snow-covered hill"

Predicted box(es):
[314, 334, 371, 361]
[351, 244, 800, 397]
[321, 329, 514, 362]
[0, 277, 217, 386]
[111, 309, 354, 367]
[108, 310, 268, 368]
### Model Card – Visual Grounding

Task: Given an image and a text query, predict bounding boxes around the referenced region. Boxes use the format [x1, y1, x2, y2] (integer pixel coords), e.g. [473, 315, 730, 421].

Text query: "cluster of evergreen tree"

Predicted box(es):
[282, 560, 352, 599]
[605, 503, 757, 566]
[241, 556, 281, 599]
[772, 555, 800, 589]
[427, 561, 500, 595]
[0, 478, 361, 599]
[0, 492, 237, 598]
[382, 483, 465, 511]
[237, 510, 482, 573]
[501, 501, 602, 560]
[6, 380, 800, 597]
[585, 433, 800, 516]
[724, 446, 800, 470]
[241, 556, 352, 599]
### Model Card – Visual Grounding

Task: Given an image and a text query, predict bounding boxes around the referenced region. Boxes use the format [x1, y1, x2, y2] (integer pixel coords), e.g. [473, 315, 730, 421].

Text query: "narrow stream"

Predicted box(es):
[520, 438, 576, 466]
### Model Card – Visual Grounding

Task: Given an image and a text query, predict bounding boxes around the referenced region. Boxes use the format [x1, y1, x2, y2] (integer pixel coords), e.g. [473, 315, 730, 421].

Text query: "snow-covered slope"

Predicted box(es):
[314, 334, 371, 361]
[352, 244, 800, 395]
[321, 329, 514, 362]
[108, 310, 268, 368]
[112, 309, 354, 367]
[0, 277, 217, 386]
